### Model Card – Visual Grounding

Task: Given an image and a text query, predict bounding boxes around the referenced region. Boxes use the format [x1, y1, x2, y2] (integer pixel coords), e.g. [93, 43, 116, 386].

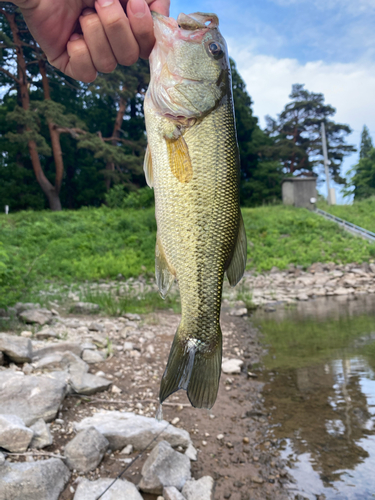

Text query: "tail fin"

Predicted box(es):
[159, 325, 222, 409]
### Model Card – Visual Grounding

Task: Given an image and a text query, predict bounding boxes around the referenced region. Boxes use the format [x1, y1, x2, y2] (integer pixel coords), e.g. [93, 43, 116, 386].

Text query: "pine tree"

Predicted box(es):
[360, 125, 373, 159]
[265, 84, 356, 184]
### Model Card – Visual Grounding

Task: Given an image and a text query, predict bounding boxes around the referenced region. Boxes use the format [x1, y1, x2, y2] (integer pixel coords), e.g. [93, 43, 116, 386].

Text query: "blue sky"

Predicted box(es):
[170, 0, 375, 202]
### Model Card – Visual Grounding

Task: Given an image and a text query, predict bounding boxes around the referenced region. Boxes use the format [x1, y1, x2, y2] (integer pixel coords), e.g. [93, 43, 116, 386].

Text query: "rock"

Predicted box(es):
[65, 427, 109, 472]
[88, 322, 104, 332]
[0, 452, 5, 466]
[14, 302, 40, 314]
[182, 476, 214, 500]
[297, 293, 309, 301]
[121, 443, 134, 454]
[0, 352, 4, 365]
[82, 349, 105, 364]
[0, 414, 34, 452]
[73, 478, 143, 500]
[19, 309, 52, 326]
[123, 313, 141, 321]
[229, 307, 248, 317]
[184, 443, 197, 461]
[139, 440, 191, 494]
[71, 302, 100, 314]
[35, 329, 58, 340]
[335, 287, 355, 295]
[69, 369, 111, 395]
[29, 418, 53, 449]
[32, 342, 83, 360]
[0, 370, 67, 426]
[222, 359, 243, 374]
[0, 333, 32, 363]
[34, 351, 88, 373]
[164, 486, 186, 500]
[20, 330, 33, 338]
[0, 458, 70, 500]
[75, 411, 192, 451]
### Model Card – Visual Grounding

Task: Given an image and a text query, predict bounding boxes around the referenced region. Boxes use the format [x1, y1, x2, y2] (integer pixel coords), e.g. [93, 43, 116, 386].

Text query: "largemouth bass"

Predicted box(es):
[144, 11, 247, 409]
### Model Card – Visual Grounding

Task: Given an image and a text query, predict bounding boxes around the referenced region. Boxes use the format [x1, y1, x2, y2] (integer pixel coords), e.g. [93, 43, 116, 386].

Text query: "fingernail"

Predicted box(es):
[97, 0, 114, 7]
[69, 33, 81, 41]
[128, 0, 147, 18]
[81, 8, 95, 16]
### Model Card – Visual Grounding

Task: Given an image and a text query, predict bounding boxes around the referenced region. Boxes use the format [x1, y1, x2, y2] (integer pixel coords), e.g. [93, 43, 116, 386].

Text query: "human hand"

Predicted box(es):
[9, 0, 170, 82]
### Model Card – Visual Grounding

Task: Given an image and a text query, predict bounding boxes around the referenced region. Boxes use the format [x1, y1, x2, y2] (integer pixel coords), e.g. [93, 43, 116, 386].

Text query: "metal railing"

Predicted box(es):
[315, 208, 375, 243]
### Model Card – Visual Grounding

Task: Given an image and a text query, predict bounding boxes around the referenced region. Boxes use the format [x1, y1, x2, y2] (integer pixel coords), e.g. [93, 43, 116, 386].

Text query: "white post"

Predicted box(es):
[5, 205, 9, 215]
[321, 122, 331, 205]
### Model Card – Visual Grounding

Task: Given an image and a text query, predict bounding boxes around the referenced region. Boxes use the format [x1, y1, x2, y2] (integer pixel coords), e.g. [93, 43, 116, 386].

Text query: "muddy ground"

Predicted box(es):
[26, 305, 294, 500]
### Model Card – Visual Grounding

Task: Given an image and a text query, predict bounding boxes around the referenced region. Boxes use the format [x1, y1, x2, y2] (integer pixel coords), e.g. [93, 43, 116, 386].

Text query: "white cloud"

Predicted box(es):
[228, 41, 375, 200]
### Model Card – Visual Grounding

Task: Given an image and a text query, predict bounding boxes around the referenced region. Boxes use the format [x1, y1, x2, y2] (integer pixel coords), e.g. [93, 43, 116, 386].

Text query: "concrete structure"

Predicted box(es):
[282, 177, 317, 209]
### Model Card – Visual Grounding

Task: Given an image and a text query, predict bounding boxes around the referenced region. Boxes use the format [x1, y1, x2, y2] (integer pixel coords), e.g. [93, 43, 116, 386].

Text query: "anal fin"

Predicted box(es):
[226, 211, 247, 287]
[155, 236, 174, 299]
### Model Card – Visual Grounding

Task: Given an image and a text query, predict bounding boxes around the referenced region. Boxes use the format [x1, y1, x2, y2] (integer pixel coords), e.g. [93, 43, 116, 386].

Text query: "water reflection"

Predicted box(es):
[253, 295, 375, 500]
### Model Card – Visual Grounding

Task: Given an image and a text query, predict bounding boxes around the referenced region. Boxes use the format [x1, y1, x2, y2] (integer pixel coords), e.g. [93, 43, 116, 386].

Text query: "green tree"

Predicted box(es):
[360, 125, 373, 159]
[348, 149, 375, 200]
[265, 84, 356, 184]
[230, 59, 283, 207]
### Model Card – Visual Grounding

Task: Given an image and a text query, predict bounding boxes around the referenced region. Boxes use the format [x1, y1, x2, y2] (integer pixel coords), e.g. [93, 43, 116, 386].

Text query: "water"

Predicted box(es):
[253, 294, 375, 500]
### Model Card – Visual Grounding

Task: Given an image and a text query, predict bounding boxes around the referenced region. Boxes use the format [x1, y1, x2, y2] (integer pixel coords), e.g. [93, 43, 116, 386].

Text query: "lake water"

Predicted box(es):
[253, 294, 375, 500]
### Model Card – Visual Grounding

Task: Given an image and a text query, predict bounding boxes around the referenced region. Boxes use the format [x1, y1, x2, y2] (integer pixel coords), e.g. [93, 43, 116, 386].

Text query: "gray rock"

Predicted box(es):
[88, 322, 104, 332]
[69, 371, 111, 395]
[34, 351, 88, 373]
[0, 458, 70, 500]
[0, 452, 5, 466]
[32, 342, 83, 360]
[0, 370, 67, 426]
[75, 411, 192, 451]
[139, 440, 191, 494]
[65, 426, 109, 472]
[82, 349, 105, 364]
[121, 443, 133, 454]
[14, 302, 40, 314]
[29, 418, 53, 449]
[0, 333, 32, 363]
[71, 302, 100, 314]
[73, 478, 143, 500]
[185, 443, 197, 461]
[0, 352, 4, 365]
[229, 307, 248, 317]
[164, 486, 187, 500]
[19, 308, 52, 326]
[35, 329, 58, 340]
[221, 358, 243, 374]
[123, 313, 141, 321]
[182, 476, 214, 500]
[0, 414, 34, 452]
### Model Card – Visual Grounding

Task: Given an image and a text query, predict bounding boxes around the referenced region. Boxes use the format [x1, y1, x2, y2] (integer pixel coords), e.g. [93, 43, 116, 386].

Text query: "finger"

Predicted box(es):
[146, 0, 170, 17]
[127, 0, 154, 59]
[95, 0, 139, 66]
[66, 35, 98, 83]
[80, 9, 117, 73]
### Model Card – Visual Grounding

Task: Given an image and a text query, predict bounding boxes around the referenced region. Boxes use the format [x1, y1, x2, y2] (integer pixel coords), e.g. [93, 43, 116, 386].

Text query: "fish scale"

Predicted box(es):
[144, 11, 247, 409]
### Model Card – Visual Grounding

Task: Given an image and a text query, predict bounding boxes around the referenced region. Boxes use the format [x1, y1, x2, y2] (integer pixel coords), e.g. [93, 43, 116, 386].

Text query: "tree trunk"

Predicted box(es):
[4, 10, 62, 210]
[104, 95, 127, 190]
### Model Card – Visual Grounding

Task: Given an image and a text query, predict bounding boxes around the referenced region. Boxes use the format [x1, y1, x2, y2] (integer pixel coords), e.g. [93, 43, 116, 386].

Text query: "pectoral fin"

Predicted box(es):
[166, 135, 193, 183]
[226, 212, 247, 287]
[155, 236, 175, 299]
[143, 145, 153, 188]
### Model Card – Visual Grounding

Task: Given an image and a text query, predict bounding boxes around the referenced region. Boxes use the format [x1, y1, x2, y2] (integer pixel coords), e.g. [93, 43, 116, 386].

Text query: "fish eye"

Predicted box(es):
[208, 42, 224, 58]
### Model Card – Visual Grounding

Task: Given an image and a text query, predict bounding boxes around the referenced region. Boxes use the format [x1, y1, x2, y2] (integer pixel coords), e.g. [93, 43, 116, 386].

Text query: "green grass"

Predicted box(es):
[0, 204, 374, 309]
[318, 196, 375, 233]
